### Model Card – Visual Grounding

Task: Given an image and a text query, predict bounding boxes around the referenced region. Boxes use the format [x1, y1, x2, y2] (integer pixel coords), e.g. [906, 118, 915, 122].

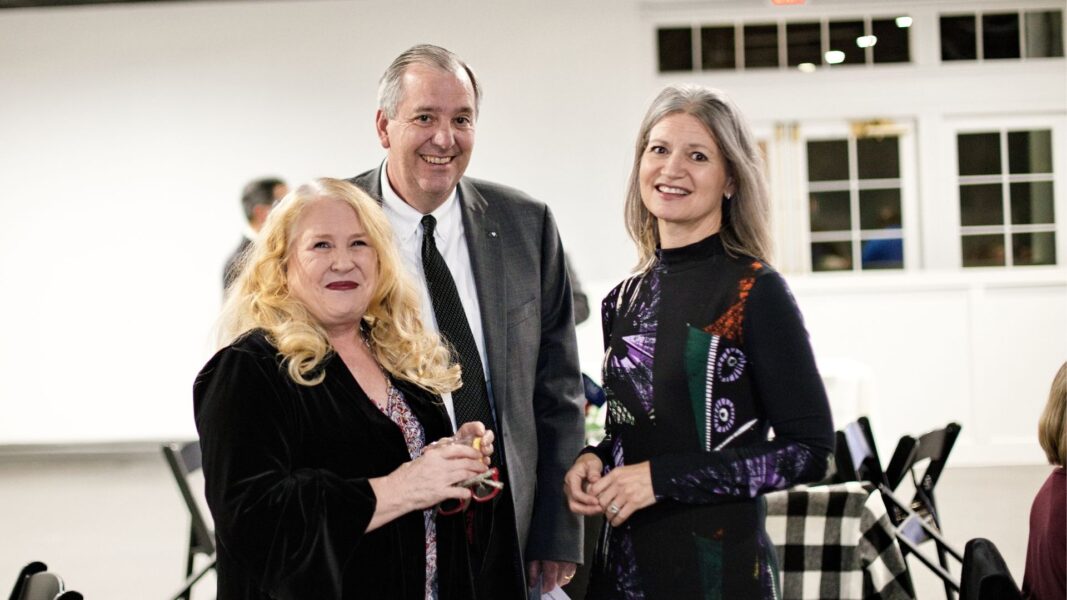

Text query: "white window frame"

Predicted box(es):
[947, 114, 1067, 269]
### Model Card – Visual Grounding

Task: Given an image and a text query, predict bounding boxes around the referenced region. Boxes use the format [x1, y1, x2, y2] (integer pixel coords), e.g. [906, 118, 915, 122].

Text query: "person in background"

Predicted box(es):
[566, 254, 590, 325]
[196, 178, 494, 599]
[349, 44, 585, 598]
[564, 84, 834, 599]
[223, 176, 288, 290]
[1022, 361, 1066, 600]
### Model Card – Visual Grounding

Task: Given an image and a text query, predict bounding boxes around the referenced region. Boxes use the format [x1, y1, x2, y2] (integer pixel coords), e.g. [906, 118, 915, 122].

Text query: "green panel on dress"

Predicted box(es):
[685, 326, 717, 452]
[694, 532, 724, 600]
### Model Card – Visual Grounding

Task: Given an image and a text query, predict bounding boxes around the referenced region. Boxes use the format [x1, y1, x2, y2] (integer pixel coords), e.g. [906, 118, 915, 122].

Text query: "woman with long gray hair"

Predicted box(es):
[564, 85, 834, 598]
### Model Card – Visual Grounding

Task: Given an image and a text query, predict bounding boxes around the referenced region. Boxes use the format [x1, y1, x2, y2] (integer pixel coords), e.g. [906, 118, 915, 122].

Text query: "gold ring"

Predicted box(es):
[609, 503, 620, 515]
[563, 574, 574, 580]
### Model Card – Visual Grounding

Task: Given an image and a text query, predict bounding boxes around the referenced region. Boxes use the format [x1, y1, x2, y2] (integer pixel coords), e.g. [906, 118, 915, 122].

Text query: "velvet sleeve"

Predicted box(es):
[649, 271, 834, 504]
[193, 345, 376, 600]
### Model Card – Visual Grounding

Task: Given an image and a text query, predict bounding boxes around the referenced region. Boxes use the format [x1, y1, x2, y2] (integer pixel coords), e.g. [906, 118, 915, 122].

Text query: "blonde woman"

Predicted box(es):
[1022, 361, 1066, 600]
[196, 178, 494, 600]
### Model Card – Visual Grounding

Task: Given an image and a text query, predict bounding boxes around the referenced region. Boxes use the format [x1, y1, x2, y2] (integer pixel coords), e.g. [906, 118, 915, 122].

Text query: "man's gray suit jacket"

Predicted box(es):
[349, 167, 586, 567]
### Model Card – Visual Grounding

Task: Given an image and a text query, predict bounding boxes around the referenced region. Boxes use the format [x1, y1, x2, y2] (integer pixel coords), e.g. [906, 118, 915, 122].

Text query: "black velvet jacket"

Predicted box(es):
[194, 330, 474, 600]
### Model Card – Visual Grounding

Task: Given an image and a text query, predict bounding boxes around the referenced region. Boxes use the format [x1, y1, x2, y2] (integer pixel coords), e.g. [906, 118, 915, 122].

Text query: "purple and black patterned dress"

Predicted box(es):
[585, 233, 834, 600]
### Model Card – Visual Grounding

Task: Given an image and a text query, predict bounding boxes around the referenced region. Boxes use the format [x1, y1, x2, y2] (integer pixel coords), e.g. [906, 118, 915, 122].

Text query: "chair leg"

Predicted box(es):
[177, 549, 196, 600]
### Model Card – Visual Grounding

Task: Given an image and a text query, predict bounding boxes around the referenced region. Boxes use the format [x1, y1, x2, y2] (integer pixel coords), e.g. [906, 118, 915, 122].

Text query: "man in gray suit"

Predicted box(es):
[349, 44, 584, 598]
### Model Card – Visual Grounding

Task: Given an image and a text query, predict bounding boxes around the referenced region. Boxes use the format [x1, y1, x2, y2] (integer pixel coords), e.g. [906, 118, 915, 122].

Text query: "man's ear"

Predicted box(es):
[375, 109, 391, 149]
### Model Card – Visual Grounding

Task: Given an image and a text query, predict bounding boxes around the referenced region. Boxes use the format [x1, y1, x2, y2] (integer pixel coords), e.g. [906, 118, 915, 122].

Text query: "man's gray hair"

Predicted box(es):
[377, 44, 481, 119]
[241, 177, 285, 221]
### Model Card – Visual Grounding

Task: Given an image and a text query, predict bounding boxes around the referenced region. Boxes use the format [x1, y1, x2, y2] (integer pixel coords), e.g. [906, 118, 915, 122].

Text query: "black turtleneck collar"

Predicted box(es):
[655, 232, 725, 269]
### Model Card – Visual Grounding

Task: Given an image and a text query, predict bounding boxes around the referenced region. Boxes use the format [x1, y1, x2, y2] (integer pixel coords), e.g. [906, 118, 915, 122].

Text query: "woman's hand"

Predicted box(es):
[564, 453, 605, 516]
[588, 461, 656, 527]
[454, 420, 495, 465]
[366, 439, 486, 531]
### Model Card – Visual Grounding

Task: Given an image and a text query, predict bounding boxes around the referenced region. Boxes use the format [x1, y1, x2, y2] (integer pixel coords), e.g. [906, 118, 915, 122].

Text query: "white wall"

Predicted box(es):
[1, 0, 1064, 467]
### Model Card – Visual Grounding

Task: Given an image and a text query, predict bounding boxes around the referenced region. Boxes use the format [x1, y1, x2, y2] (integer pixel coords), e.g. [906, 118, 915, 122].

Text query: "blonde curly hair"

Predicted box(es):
[220, 177, 460, 393]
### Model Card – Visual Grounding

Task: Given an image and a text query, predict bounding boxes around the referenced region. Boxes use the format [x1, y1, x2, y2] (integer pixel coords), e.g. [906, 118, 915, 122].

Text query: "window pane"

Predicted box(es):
[701, 26, 736, 70]
[983, 13, 1021, 59]
[960, 184, 1005, 226]
[1013, 232, 1057, 266]
[810, 191, 851, 232]
[1008, 130, 1054, 174]
[1026, 11, 1065, 58]
[744, 24, 780, 68]
[812, 241, 853, 271]
[828, 20, 865, 65]
[857, 137, 900, 179]
[807, 140, 849, 181]
[859, 189, 902, 230]
[658, 28, 693, 72]
[1010, 182, 1056, 225]
[787, 22, 821, 66]
[941, 15, 978, 60]
[872, 17, 911, 63]
[962, 234, 1006, 267]
[957, 133, 1001, 176]
[861, 239, 904, 270]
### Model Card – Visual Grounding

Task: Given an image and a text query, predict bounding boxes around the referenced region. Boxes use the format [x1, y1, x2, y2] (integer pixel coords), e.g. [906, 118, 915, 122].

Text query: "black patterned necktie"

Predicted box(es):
[420, 215, 498, 444]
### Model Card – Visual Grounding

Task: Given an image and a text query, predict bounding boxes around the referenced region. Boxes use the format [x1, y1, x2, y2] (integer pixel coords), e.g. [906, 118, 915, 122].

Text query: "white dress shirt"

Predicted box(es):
[378, 162, 492, 428]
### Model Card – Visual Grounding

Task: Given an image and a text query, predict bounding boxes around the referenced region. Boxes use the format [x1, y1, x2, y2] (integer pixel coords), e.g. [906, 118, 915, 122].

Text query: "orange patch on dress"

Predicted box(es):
[703, 263, 764, 343]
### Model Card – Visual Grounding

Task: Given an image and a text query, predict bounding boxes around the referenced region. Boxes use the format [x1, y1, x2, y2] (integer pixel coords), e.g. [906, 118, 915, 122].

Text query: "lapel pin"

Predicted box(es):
[489, 231, 498, 238]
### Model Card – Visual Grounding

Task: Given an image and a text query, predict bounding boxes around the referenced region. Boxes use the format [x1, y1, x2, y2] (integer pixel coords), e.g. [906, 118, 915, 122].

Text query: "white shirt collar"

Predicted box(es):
[378, 159, 462, 246]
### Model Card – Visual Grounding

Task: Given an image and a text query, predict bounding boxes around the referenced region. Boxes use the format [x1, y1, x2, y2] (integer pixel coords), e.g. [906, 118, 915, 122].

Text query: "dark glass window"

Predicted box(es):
[744, 24, 780, 68]
[828, 20, 865, 65]
[1013, 232, 1057, 265]
[872, 17, 910, 63]
[1026, 11, 1065, 58]
[983, 13, 1021, 59]
[1010, 182, 1056, 225]
[957, 133, 1002, 176]
[812, 241, 853, 272]
[810, 191, 851, 232]
[962, 235, 1006, 267]
[1008, 130, 1053, 174]
[787, 22, 821, 66]
[807, 140, 849, 181]
[658, 28, 693, 72]
[857, 137, 900, 179]
[701, 26, 736, 70]
[941, 15, 978, 60]
[959, 184, 1004, 226]
[859, 189, 902, 230]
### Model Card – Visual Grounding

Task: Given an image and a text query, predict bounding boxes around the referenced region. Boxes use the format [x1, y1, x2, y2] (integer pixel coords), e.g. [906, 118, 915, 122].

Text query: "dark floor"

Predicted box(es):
[0, 449, 1050, 599]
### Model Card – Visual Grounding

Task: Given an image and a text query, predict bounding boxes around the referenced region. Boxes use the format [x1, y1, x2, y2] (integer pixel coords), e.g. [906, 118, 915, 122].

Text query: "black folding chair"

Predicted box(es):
[884, 422, 962, 598]
[834, 418, 964, 599]
[8, 562, 83, 600]
[162, 441, 216, 600]
[959, 538, 1022, 600]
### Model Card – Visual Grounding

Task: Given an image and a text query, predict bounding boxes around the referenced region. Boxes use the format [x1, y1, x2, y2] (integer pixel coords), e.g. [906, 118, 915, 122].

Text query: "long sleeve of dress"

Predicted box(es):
[648, 272, 834, 504]
[194, 345, 376, 600]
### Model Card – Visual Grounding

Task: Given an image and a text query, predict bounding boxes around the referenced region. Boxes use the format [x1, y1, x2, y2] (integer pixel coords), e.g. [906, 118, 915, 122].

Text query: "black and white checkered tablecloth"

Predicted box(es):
[765, 481, 916, 600]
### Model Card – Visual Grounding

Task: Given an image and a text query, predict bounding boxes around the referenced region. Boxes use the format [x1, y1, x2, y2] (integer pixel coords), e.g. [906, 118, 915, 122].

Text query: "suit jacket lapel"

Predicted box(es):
[457, 179, 508, 414]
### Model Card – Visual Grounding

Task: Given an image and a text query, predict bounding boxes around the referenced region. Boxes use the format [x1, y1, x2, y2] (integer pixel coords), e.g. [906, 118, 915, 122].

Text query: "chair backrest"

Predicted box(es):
[8, 563, 81, 600]
[960, 538, 1022, 600]
[162, 441, 215, 556]
[834, 417, 889, 487]
[885, 422, 961, 493]
[8, 562, 45, 600]
[18, 573, 61, 600]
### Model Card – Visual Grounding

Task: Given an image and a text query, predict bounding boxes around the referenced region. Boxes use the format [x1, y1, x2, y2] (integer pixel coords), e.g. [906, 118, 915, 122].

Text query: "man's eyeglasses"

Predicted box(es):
[437, 467, 504, 515]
